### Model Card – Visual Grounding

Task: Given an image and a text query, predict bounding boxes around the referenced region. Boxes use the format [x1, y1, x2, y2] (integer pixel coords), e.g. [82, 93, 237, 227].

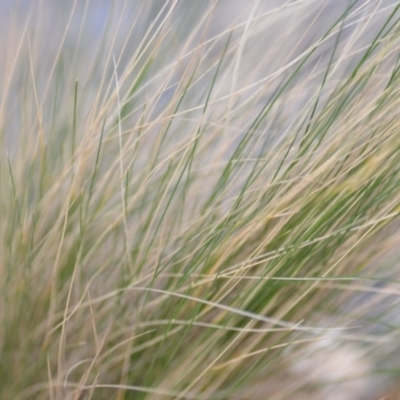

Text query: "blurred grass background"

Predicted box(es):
[1, 1, 400, 399]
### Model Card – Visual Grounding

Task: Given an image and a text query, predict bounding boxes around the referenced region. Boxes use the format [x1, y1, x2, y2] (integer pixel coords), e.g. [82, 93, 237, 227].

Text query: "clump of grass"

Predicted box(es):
[1, 1, 400, 399]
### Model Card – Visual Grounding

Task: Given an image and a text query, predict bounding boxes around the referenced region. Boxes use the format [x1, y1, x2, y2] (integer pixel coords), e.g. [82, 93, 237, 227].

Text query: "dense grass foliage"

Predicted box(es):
[1, 1, 400, 399]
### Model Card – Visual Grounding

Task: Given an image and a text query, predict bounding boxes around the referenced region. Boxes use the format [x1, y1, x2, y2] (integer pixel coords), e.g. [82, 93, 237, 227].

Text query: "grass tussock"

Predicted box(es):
[1, 1, 400, 399]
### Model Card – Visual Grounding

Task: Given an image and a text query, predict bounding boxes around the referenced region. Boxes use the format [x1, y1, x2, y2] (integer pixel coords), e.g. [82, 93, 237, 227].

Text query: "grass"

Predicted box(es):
[1, 1, 400, 399]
